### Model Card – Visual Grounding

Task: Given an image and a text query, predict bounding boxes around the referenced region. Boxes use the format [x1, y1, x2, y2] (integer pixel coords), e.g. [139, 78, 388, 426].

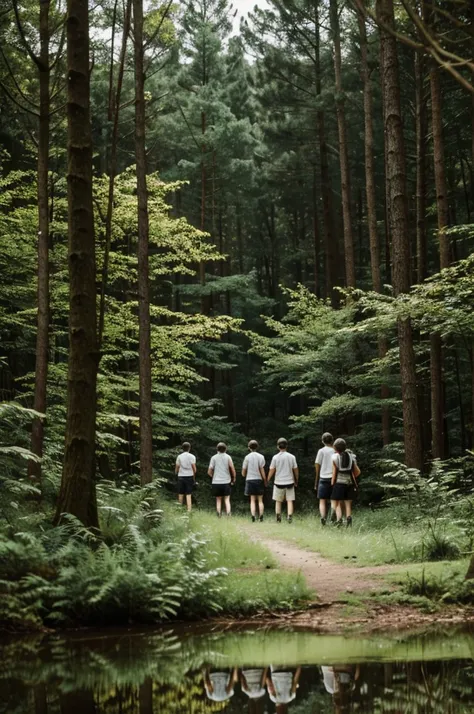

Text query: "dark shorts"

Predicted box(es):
[212, 483, 231, 498]
[245, 479, 264, 496]
[178, 477, 195, 495]
[317, 479, 333, 500]
[331, 482, 356, 502]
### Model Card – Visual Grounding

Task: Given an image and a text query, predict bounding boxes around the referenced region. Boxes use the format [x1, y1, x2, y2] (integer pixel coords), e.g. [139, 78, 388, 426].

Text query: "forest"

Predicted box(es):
[2, 0, 474, 632]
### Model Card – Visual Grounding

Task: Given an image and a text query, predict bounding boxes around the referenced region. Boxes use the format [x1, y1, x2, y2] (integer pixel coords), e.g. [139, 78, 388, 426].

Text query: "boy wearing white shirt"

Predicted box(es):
[208, 442, 236, 517]
[242, 439, 266, 522]
[314, 432, 335, 526]
[175, 442, 196, 512]
[267, 438, 299, 523]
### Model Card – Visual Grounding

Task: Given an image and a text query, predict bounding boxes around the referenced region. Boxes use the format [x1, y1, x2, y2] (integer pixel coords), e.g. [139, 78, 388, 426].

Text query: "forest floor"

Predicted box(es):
[234, 520, 474, 634]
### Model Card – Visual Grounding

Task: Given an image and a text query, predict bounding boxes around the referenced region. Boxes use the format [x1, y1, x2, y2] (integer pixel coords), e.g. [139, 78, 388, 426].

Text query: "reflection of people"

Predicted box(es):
[203, 667, 238, 702]
[321, 665, 360, 714]
[241, 668, 268, 712]
[266, 666, 301, 712]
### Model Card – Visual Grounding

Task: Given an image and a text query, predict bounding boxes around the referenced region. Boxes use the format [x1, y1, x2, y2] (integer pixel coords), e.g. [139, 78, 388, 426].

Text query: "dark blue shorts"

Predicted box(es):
[212, 483, 231, 497]
[317, 479, 332, 500]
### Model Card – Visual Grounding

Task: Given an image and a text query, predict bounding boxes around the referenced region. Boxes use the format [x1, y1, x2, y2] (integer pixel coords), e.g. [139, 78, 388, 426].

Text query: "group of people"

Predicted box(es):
[203, 663, 359, 713]
[175, 432, 360, 527]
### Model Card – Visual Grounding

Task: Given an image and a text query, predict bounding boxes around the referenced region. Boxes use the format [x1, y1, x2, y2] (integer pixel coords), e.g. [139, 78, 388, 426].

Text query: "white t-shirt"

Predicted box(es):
[204, 672, 234, 702]
[315, 445, 335, 480]
[209, 453, 234, 484]
[269, 669, 297, 705]
[321, 666, 352, 694]
[176, 451, 196, 478]
[242, 669, 265, 699]
[332, 451, 356, 485]
[270, 451, 297, 486]
[243, 452, 265, 481]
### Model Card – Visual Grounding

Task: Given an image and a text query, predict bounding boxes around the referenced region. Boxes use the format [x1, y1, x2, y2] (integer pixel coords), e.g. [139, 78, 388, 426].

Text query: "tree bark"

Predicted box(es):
[429, 51, 450, 460]
[29, 0, 51, 483]
[330, 0, 356, 289]
[378, 0, 423, 471]
[98, 0, 132, 350]
[358, 10, 381, 293]
[415, 48, 428, 283]
[314, 0, 339, 305]
[54, 0, 100, 528]
[134, 0, 153, 485]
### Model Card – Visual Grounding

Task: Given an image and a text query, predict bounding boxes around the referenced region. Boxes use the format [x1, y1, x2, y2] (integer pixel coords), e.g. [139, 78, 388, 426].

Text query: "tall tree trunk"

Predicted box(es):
[98, 0, 132, 350]
[330, 0, 356, 288]
[312, 165, 320, 297]
[54, 0, 100, 527]
[378, 0, 423, 471]
[29, 0, 51, 483]
[314, 0, 339, 305]
[358, 7, 389, 444]
[415, 49, 428, 283]
[134, 0, 153, 485]
[430, 53, 450, 460]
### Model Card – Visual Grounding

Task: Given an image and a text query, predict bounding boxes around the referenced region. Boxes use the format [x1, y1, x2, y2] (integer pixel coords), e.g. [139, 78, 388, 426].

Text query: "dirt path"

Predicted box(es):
[248, 533, 398, 604]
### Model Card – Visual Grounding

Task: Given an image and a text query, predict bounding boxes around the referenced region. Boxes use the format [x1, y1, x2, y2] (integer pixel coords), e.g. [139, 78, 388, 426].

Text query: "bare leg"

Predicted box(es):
[258, 495, 264, 518]
[319, 499, 327, 518]
[331, 500, 339, 520]
[178, 494, 184, 506]
[216, 497, 222, 516]
[250, 495, 257, 517]
[345, 500, 352, 518]
[186, 494, 192, 512]
[275, 500, 282, 519]
[224, 495, 231, 515]
[287, 500, 294, 517]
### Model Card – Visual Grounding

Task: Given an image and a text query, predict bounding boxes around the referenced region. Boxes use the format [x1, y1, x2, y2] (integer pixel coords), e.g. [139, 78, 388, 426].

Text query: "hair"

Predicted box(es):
[217, 442, 227, 453]
[322, 432, 334, 445]
[277, 437, 288, 449]
[248, 440, 259, 451]
[334, 438, 351, 469]
[182, 442, 191, 451]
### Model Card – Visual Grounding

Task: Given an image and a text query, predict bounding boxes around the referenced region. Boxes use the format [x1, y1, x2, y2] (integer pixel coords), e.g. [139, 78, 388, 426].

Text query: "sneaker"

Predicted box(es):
[321, 517, 327, 526]
[287, 515, 293, 524]
[276, 514, 282, 523]
[346, 516, 352, 528]
[259, 515, 264, 522]
[217, 512, 222, 518]
[251, 516, 256, 523]
[336, 520, 343, 529]
[330, 512, 337, 523]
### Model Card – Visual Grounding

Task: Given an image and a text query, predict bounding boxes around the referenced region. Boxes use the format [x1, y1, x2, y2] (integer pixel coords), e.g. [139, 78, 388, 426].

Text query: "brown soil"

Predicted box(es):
[239, 529, 474, 633]
[255, 535, 398, 603]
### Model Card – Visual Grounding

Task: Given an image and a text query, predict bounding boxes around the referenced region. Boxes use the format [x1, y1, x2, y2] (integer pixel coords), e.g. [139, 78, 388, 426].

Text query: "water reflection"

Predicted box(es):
[1, 629, 474, 713]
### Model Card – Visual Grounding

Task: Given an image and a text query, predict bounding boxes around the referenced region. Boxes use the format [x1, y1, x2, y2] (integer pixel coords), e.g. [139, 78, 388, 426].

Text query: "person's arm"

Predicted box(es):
[331, 460, 338, 486]
[293, 466, 299, 486]
[192, 461, 197, 481]
[259, 465, 266, 483]
[229, 459, 236, 484]
[266, 676, 276, 698]
[260, 667, 269, 687]
[267, 467, 276, 483]
[352, 461, 361, 478]
[203, 668, 213, 693]
[175, 458, 180, 476]
[208, 459, 214, 478]
[291, 667, 302, 694]
[315, 462, 321, 490]
[242, 455, 248, 478]
[226, 667, 239, 693]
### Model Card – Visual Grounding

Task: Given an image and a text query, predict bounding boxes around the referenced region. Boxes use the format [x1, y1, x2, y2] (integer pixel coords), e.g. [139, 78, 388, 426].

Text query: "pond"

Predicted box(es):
[1, 625, 474, 713]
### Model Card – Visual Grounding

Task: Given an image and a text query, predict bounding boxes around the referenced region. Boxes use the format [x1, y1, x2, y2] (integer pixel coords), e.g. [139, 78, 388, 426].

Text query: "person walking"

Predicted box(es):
[242, 440, 266, 522]
[314, 432, 335, 526]
[175, 442, 196, 512]
[331, 438, 360, 527]
[267, 438, 299, 523]
[208, 442, 236, 517]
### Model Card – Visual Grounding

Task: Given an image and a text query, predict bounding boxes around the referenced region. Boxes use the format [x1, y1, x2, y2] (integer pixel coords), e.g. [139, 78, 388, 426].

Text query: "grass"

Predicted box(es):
[237, 511, 468, 567]
[187, 511, 314, 613]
